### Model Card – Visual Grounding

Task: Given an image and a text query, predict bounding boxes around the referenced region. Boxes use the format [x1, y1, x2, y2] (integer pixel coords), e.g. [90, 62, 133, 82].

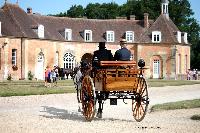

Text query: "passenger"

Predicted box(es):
[92, 42, 113, 68]
[114, 39, 131, 61]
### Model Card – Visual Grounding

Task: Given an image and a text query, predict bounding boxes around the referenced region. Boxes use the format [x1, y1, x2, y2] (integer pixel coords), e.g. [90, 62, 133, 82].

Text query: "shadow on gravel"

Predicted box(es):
[40, 106, 85, 122]
[40, 106, 135, 122]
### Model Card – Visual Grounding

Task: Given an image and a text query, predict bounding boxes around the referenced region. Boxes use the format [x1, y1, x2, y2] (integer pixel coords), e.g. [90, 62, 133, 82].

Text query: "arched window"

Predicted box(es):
[63, 52, 75, 69]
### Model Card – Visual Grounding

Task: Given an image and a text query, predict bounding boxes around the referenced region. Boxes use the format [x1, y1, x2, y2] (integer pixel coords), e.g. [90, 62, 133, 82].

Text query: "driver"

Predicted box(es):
[92, 42, 113, 68]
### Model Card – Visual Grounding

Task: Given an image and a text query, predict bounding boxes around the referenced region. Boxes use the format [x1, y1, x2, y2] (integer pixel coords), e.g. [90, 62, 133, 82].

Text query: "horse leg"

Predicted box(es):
[97, 100, 103, 118]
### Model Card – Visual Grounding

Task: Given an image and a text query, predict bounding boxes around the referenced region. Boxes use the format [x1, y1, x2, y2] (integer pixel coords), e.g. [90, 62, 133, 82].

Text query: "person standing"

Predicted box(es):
[44, 66, 50, 87]
[114, 39, 131, 61]
[52, 69, 57, 87]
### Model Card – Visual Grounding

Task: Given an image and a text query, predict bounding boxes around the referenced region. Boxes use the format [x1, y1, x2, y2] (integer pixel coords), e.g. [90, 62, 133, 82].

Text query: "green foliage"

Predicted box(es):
[28, 71, 34, 80]
[67, 5, 84, 18]
[147, 79, 200, 87]
[191, 114, 200, 121]
[120, 0, 160, 20]
[85, 3, 119, 19]
[0, 80, 75, 97]
[151, 99, 200, 112]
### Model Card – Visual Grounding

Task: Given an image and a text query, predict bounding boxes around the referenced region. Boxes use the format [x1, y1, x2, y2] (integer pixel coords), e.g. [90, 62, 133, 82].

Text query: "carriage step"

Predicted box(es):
[110, 98, 117, 105]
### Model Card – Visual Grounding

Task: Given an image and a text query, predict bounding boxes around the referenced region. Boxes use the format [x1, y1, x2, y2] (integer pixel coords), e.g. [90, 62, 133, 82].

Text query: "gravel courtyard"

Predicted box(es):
[0, 84, 200, 133]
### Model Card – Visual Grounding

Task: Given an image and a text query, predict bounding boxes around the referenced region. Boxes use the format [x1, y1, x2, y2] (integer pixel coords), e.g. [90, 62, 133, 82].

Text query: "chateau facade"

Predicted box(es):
[0, 0, 190, 80]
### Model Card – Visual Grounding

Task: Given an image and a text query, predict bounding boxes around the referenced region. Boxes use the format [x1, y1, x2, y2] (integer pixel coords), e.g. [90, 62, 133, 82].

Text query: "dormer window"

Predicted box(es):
[152, 31, 161, 43]
[38, 25, 44, 38]
[183, 32, 188, 44]
[65, 28, 72, 41]
[106, 31, 115, 42]
[84, 30, 92, 42]
[126, 31, 134, 42]
[176, 31, 181, 43]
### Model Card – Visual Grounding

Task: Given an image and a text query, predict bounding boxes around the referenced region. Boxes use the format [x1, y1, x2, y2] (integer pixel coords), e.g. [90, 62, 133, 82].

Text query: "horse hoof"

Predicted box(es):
[97, 112, 102, 118]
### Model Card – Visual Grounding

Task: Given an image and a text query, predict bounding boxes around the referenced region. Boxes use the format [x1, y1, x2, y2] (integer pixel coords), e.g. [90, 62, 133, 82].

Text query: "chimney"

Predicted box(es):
[27, 7, 32, 14]
[144, 13, 149, 28]
[130, 15, 136, 20]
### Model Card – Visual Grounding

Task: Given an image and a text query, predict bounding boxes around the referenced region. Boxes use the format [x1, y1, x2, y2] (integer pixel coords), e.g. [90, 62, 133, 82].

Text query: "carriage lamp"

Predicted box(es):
[93, 56, 99, 68]
[138, 58, 145, 68]
[94, 56, 98, 62]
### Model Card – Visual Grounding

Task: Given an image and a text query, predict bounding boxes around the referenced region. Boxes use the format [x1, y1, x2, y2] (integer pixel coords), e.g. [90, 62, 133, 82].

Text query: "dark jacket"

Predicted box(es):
[114, 47, 131, 61]
[92, 49, 113, 67]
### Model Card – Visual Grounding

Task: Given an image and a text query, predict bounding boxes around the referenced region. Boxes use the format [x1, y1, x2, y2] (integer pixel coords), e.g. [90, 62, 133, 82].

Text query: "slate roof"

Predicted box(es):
[139, 14, 181, 43]
[0, 3, 38, 38]
[0, 3, 187, 45]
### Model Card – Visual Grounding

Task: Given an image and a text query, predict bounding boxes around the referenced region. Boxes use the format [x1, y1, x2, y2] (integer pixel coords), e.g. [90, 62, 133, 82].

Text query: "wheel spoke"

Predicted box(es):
[81, 75, 95, 121]
[132, 77, 149, 122]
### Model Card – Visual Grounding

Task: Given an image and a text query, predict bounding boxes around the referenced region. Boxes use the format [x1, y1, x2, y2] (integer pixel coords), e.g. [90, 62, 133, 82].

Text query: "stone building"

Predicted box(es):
[0, 0, 190, 80]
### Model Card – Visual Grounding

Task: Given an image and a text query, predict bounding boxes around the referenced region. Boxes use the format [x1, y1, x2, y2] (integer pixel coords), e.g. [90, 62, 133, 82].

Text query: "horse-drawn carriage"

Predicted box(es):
[74, 59, 149, 122]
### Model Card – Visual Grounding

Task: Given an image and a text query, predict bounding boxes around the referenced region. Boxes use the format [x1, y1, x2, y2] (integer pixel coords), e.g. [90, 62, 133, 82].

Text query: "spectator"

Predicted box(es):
[44, 66, 50, 87]
[186, 69, 191, 80]
[193, 69, 197, 80]
[196, 69, 198, 80]
[52, 69, 57, 87]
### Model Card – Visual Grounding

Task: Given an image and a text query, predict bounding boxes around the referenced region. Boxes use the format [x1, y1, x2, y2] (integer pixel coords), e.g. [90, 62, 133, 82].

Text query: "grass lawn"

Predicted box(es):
[1, 79, 200, 97]
[150, 99, 200, 121]
[150, 99, 200, 112]
[147, 79, 200, 87]
[0, 80, 75, 97]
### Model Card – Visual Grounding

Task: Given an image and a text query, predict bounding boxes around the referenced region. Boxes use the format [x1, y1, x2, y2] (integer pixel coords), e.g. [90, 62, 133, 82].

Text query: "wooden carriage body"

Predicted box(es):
[94, 61, 140, 92]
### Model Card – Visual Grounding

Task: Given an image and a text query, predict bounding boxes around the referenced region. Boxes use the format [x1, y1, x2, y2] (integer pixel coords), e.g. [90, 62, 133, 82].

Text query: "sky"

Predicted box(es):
[0, 0, 199, 24]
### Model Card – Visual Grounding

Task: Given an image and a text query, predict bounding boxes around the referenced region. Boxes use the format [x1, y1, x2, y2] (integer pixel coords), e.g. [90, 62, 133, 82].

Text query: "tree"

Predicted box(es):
[85, 3, 119, 19]
[51, 12, 67, 17]
[67, 5, 84, 18]
[119, 0, 161, 20]
[169, 0, 200, 69]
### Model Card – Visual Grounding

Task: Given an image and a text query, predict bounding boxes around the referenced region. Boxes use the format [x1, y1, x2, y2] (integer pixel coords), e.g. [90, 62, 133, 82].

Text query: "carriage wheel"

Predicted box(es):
[81, 75, 96, 121]
[132, 77, 149, 122]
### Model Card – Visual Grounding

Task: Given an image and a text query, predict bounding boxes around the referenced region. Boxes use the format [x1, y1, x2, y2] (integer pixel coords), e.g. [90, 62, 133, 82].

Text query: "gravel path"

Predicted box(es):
[0, 84, 200, 133]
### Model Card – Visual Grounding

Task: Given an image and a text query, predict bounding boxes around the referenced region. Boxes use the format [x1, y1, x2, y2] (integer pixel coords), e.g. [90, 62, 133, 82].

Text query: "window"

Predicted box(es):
[12, 49, 17, 65]
[63, 52, 75, 69]
[152, 31, 161, 43]
[106, 31, 115, 42]
[126, 31, 134, 42]
[176, 31, 181, 43]
[65, 29, 72, 40]
[84, 30, 92, 42]
[162, 4, 168, 14]
[38, 25, 44, 38]
[183, 32, 188, 44]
